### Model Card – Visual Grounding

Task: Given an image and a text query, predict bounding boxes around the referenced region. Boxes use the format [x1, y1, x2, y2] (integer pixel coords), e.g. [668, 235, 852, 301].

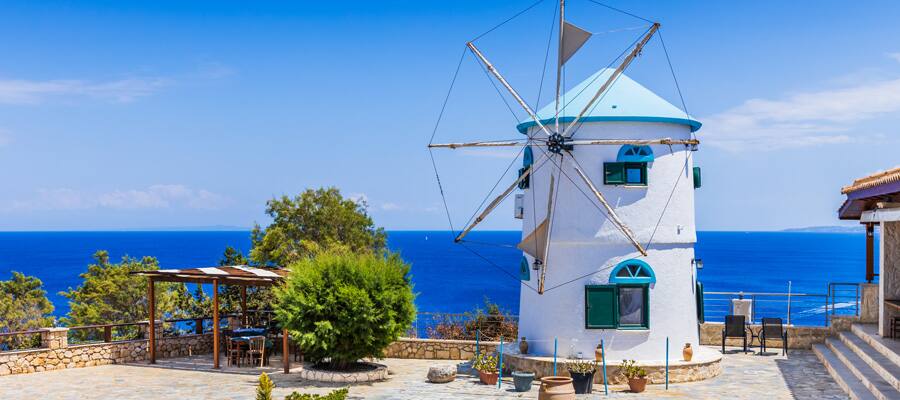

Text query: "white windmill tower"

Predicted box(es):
[429, 1, 718, 377]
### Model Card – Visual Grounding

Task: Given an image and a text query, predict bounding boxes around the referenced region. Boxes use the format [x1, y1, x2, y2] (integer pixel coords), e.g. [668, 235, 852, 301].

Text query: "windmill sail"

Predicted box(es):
[517, 218, 549, 260]
[560, 21, 592, 65]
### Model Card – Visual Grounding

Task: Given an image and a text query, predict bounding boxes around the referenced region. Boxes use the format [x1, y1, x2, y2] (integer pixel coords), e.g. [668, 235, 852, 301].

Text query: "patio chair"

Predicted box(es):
[722, 315, 749, 353]
[226, 337, 244, 367]
[759, 318, 788, 355]
[247, 336, 266, 367]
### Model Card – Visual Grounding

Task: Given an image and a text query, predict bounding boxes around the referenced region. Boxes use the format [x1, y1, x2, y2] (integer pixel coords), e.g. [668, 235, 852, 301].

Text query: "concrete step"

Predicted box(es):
[852, 324, 900, 369]
[826, 338, 899, 400]
[815, 344, 879, 400]
[840, 331, 900, 391]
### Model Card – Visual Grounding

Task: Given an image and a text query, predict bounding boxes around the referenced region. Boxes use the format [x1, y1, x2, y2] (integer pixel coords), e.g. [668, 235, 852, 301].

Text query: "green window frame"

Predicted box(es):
[604, 162, 647, 186]
[692, 166, 702, 189]
[585, 284, 650, 330]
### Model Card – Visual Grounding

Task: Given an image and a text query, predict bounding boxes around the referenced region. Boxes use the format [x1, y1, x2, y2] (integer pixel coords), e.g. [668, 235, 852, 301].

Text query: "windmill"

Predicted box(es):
[428, 0, 699, 295]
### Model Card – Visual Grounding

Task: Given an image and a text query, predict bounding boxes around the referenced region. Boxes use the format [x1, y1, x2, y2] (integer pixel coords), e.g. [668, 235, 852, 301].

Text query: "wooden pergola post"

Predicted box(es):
[240, 286, 248, 327]
[213, 279, 220, 369]
[148, 277, 156, 364]
[282, 328, 290, 374]
[866, 223, 875, 282]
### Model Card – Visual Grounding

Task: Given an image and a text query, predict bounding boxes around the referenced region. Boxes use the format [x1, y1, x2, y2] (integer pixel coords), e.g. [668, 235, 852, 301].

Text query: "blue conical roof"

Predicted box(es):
[516, 68, 701, 134]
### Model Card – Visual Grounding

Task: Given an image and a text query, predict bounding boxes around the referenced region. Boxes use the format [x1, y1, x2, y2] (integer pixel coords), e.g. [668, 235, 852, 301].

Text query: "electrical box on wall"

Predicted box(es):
[514, 194, 524, 219]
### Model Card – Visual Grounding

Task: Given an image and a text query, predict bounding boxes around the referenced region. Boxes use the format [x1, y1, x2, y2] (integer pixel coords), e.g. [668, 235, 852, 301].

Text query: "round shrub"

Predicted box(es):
[274, 251, 416, 370]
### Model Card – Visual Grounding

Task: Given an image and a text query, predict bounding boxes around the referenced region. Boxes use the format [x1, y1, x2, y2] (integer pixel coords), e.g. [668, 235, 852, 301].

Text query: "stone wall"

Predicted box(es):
[0, 327, 212, 376]
[384, 338, 498, 360]
[698, 320, 860, 350]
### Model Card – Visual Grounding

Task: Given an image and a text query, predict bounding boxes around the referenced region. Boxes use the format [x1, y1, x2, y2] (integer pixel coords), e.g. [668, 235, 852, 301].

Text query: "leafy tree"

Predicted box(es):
[0, 272, 55, 349]
[250, 187, 386, 267]
[274, 251, 415, 370]
[60, 251, 191, 326]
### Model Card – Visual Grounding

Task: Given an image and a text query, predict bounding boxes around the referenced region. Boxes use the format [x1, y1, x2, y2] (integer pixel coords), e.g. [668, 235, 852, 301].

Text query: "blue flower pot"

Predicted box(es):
[512, 371, 535, 392]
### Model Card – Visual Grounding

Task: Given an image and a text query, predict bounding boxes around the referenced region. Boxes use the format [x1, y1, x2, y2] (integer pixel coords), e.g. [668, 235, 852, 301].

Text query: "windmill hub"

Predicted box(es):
[547, 133, 573, 154]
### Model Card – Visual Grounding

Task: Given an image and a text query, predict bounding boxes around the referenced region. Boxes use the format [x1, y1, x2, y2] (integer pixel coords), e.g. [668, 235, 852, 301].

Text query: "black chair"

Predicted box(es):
[891, 316, 900, 339]
[722, 315, 749, 353]
[759, 318, 788, 355]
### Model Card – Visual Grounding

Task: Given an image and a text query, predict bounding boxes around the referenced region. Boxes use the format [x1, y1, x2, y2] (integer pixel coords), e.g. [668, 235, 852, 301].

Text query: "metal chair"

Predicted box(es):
[759, 317, 788, 355]
[722, 315, 749, 353]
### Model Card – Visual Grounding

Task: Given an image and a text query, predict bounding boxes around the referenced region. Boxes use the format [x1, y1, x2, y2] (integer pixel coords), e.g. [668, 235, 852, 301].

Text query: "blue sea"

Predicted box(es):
[0, 231, 873, 326]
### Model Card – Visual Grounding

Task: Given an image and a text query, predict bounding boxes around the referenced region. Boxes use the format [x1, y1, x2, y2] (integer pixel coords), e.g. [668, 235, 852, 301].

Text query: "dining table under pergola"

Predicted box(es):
[132, 265, 292, 372]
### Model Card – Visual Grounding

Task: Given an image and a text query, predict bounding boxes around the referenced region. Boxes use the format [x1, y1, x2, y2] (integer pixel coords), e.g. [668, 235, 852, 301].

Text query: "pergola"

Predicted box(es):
[133, 265, 292, 372]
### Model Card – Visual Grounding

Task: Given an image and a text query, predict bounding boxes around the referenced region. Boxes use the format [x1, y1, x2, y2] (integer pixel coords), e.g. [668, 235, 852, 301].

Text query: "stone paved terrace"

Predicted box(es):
[0, 347, 848, 399]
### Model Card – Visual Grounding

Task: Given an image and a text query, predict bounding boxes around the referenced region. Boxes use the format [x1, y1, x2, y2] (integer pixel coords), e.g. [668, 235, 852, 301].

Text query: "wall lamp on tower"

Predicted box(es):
[692, 258, 703, 269]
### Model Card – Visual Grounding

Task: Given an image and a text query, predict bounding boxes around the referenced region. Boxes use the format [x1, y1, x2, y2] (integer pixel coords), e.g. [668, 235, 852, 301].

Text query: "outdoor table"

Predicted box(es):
[230, 328, 266, 337]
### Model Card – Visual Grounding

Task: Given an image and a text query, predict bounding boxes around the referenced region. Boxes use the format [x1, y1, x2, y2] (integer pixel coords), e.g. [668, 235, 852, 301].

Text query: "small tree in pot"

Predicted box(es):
[471, 353, 503, 385]
[566, 360, 598, 394]
[620, 359, 648, 393]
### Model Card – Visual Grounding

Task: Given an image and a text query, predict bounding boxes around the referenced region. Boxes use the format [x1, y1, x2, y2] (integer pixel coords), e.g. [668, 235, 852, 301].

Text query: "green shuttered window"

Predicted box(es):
[604, 162, 647, 186]
[585, 285, 617, 329]
[585, 284, 650, 329]
[692, 166, 702, 189]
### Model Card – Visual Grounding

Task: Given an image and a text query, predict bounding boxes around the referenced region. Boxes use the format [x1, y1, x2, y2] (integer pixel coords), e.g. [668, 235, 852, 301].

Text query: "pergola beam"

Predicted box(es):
[213, 279, 220, 369]
[148, 277, 156, 364]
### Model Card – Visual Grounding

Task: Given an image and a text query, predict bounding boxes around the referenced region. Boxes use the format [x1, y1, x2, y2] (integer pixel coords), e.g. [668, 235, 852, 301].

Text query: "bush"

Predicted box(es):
[274, 251, 416, 370]
[284, 388, 348, 400]
[426, 298, 517, 341]
[256, 373, 274, 400]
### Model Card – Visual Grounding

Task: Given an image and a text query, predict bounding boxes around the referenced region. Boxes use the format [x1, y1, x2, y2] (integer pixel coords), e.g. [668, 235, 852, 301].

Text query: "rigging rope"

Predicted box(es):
[644, 148, 691, 250]
[583, 0, 654, 24]
[657, 29, 695, 141]
[471, 0, 548, 42]
[459, 242, 540, 293]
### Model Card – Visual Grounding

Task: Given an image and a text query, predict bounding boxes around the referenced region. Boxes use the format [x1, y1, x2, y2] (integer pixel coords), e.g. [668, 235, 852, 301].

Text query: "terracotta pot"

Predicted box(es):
[538, 376, 575, 400]
[519, 337, 529, 355]
[478, 370, 499, 385]
[594, 347, 603, 362]
[628, 377, 648, 393]
[683, 343, 693, 362]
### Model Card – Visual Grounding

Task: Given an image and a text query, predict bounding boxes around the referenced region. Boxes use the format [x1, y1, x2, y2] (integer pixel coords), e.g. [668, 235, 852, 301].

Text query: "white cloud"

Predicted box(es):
[0, 77, 169, 105]
[380, 202, 402, 211]
[348, 193, 369, 205]
[888, 52, 900, 63]
[702, 75, 900, 151]
[12, 184, 228, 211]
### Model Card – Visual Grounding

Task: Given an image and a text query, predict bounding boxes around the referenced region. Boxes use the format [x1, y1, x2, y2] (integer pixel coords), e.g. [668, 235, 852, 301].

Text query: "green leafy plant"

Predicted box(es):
[566, 359, 598, 374]
[0, 272, 55, 350]
[620, 359, 647, 379]
[274, 251, 415, 370]
[284, 388, 348, 400]
[251, 187, 387, 267]
[426, 298, 518, 340]
[256, 373, 274, 400]
[471, 353, 503, 373]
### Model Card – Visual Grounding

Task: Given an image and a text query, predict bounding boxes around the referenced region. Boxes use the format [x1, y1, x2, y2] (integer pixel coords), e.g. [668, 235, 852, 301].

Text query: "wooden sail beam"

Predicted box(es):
[566, 138, 699, 146]
[428, 140, 526, 149]
[537, 173, 556, 294]
[429, 138, 699, 149]
[455, 165, 534, 242]
[572, 165, 648, 256]
[466, 42, 554, 137]
[561, 23, 660, 137]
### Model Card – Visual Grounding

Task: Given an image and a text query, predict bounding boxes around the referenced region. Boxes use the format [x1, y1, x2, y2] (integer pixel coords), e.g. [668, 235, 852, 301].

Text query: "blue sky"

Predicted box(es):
[0, 0, 897, 231]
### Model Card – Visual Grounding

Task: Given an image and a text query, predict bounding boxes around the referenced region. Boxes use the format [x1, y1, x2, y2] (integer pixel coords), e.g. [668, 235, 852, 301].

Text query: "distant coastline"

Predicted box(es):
[780, 225, 865, 233]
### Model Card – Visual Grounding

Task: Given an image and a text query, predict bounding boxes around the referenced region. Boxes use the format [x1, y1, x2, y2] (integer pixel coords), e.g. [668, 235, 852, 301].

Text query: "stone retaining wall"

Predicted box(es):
[384, 338, 499, 360]
[0, 327, 212, 376]
[699, 317, 860, 350]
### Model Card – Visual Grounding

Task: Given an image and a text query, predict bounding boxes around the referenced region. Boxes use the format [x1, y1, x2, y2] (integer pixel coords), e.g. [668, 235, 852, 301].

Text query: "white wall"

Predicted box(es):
[517, 121, 699, 360]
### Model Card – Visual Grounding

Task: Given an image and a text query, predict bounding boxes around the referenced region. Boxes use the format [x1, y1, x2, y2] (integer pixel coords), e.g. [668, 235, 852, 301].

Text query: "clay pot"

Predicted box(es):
[512, 371, 535, 392]
[594, 347, 603, 362]
[478, 370, 499, 385]
[683, 343, 693, 362]
[628, 377, 647, 393]
[519, 337, 529, 355]
[538, 376, 575, 400]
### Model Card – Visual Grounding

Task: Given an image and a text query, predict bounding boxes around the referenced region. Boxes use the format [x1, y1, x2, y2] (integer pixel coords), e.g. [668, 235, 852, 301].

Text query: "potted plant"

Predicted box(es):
[471, 353, 502, 385]
[566, 360, 597, 394]
[621, 359, 648, 393]
[511, 370, 535, 392]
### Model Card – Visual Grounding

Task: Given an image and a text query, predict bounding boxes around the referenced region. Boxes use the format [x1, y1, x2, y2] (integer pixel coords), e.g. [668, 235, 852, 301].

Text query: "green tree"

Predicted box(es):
[250, 187, 386, 267]
[274, 251, 415, 370]
[60, 251, 188, 326]
[0, 272, 55, 349]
